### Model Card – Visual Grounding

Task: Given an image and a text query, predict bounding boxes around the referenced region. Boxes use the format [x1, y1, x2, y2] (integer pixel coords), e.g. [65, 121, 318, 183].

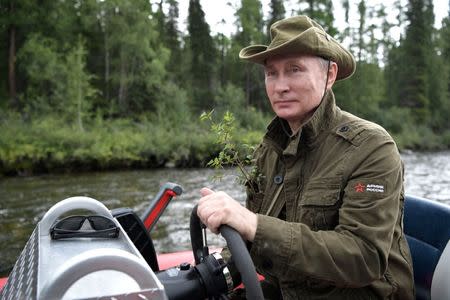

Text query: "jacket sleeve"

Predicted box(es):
[249, 136, 403, 287]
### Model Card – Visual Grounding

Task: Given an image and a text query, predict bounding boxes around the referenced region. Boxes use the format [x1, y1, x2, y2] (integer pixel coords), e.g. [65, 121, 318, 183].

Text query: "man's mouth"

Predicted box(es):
[274, 99, 297, 105]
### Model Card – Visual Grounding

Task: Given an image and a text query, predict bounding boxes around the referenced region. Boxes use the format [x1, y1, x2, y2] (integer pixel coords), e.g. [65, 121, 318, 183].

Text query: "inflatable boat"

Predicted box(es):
[0, 183, 449, 300]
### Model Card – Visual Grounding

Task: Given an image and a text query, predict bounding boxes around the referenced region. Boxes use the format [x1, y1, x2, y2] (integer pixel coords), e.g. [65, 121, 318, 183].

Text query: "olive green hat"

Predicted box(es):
[239, 15, 356, 80]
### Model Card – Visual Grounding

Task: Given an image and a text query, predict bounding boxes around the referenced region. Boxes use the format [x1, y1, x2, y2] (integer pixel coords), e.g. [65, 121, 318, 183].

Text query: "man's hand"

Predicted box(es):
[197, 187, 257, 242]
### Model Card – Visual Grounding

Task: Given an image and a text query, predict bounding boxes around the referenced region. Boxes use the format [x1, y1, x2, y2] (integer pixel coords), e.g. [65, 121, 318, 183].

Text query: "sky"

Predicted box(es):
[176, 0, 450, 37]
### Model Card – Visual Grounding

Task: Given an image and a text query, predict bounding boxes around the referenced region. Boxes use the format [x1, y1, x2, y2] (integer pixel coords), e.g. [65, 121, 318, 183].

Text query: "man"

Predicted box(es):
[197, 15, 414, 299]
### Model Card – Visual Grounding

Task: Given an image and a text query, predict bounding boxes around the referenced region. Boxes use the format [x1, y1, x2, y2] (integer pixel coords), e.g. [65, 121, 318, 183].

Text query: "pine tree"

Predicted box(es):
[428, 1, 450, 131]
[153, 2, 167, 44]
[334, 0, 384, 122]
[266, 0, 285, 40]
[1, 0, 51, 110]
[165, 0, 183, 81]
[383, 1, 407, 109]
[297, 0, 337, 36]
[398, 0, 434, 123]
[64, 38, 97, 131]
[356, 0, 366, 62]
[187, 0, 217, 112]
[440, 4, 450, 130]
[234, 0, 266, 108]
[441, 4, 450, 101]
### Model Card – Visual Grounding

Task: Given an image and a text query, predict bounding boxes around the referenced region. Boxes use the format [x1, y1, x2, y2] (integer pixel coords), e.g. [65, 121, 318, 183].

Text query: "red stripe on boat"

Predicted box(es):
[0, 277, 7, 291]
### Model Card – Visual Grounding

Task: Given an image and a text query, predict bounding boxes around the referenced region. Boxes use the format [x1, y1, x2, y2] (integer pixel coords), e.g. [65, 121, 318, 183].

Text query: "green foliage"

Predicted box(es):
[0, 111, 264, 175]
[212, 82, 269, 130]
[0, 115, 154, 174]
[64, 38, 97, 131]
[17, 34, 64, 113]
[17, 34, 99, 128]
[377, 106, 413, 134]
[1, 0, 450, 176]
[442, 131, 450, 148]
[393, 125, 445, 151]
[90, 0, 170, 116]
[153, 82, 192, 125]
[200, 110, 261, 191]
[236, 0, 265, 45]
[334, 62, 385, 123]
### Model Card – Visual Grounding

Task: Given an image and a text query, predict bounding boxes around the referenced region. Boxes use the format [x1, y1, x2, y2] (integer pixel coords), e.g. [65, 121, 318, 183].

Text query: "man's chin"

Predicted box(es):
[275, 112, 301, 123]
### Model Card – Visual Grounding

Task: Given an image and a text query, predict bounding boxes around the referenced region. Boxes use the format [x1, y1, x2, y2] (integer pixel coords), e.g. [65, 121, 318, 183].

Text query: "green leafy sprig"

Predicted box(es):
[200, 110, 258, 193]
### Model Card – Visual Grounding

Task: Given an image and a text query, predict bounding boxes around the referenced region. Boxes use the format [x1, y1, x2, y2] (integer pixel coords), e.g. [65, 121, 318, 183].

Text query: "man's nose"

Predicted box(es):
[273, 76, 290, 94]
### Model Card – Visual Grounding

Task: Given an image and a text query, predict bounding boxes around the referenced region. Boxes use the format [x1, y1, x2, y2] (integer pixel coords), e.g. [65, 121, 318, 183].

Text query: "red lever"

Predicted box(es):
[141, 183, 182, 232]
[144, 190, 176, 230]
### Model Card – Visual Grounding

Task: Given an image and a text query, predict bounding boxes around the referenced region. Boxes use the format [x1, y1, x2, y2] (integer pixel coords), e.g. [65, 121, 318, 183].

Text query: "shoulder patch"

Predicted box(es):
[345, 179, 388, 198]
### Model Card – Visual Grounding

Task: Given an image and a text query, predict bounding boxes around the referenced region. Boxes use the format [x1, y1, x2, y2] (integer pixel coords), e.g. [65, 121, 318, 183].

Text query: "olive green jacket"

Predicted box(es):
[246, 91, 414, 299]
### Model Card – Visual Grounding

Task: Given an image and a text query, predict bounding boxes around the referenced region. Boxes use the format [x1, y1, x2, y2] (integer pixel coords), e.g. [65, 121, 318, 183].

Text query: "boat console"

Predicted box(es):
[0, 182, 263, 300]
[0, 196, 167, 300]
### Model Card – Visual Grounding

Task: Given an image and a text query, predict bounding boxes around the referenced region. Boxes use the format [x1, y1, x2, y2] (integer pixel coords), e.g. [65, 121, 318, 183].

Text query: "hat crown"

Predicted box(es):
[269, 16, 325, 49]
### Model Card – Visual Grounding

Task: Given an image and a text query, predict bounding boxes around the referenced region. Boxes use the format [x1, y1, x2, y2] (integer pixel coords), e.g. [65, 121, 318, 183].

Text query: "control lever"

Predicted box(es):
[141, 182, 182, 231]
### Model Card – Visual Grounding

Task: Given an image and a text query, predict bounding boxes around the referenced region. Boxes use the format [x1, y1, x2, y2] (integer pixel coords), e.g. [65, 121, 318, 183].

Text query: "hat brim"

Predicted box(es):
[239, 27, 355, 81]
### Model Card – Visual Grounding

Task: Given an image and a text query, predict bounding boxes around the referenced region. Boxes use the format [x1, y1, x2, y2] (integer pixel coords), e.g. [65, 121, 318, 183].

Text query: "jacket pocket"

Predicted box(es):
[298, 184, 342, 231]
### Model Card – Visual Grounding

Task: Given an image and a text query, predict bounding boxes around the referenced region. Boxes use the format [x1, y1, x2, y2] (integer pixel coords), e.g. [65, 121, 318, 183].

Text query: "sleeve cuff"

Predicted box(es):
[250, 214, 292, 277]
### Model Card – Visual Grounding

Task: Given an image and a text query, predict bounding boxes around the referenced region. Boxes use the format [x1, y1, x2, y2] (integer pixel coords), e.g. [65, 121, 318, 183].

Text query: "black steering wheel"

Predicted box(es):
[190, 205, 264, 299]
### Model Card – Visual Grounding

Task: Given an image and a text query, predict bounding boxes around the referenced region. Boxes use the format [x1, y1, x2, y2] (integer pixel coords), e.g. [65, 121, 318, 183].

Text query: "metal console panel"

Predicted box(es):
[0, 197, 167, 300]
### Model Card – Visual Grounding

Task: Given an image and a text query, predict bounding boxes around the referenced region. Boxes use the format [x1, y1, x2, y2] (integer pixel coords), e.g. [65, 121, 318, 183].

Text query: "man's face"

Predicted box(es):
[264, 54, 331, 132]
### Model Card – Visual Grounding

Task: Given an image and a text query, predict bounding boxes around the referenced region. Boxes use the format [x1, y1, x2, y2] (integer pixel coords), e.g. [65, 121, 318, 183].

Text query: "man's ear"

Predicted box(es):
[327, 62, 338, 89]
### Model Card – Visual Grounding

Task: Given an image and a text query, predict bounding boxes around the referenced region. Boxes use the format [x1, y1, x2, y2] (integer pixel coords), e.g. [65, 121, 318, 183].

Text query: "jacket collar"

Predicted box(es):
[265, 90, 338, 152]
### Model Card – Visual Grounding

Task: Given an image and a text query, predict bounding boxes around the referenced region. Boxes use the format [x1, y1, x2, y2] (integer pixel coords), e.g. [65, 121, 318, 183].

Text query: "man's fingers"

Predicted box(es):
[206, 213, 221, 234]
[200, 187, 215, 197]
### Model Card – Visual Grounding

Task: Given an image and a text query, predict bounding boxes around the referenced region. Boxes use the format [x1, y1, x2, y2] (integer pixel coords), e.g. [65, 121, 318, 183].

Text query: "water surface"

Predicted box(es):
[0, 151, 449, 276]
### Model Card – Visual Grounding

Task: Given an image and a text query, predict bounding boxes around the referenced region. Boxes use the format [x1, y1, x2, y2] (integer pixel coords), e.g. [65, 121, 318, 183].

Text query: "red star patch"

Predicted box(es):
[354, 183, 365, 193]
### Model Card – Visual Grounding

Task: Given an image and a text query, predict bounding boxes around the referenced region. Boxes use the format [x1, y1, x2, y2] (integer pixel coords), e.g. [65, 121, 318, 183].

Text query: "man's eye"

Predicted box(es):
[265, 70, 276, 77]
[291, 66, 300, 73]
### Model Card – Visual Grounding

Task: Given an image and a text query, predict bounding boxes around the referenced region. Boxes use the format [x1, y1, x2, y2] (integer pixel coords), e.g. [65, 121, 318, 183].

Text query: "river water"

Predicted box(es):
[0, 151, 449, 276]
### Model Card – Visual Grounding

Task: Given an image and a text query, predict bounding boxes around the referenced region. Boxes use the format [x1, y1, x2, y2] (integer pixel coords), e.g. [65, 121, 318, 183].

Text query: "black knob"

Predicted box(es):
[180, 262, 191, 270]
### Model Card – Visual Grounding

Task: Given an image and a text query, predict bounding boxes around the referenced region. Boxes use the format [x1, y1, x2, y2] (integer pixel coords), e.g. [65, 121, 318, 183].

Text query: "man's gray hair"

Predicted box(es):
[317, 56, 331, 71]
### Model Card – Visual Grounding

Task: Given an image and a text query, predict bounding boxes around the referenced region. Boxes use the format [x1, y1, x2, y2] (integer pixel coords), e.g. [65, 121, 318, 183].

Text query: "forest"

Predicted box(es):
[0, 0, 449, 176]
